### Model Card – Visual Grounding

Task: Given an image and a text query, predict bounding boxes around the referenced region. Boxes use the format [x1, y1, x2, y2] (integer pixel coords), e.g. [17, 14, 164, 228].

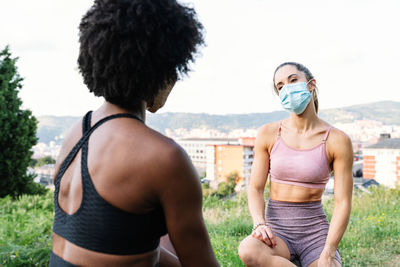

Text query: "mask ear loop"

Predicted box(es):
[306, 78, 316, 93]
[307, 79, 319, 112]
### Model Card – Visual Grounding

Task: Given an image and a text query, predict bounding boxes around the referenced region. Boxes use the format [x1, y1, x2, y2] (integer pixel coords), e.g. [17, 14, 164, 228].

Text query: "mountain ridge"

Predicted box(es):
[36, 101, 400, 144]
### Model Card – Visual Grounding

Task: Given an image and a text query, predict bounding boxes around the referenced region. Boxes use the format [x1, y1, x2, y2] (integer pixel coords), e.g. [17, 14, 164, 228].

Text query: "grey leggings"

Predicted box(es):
[266, 199, 342, 267]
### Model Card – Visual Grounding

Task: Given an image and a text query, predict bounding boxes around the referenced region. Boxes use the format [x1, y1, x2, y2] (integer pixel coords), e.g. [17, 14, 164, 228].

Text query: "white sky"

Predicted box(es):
[1, 0, 399, 116]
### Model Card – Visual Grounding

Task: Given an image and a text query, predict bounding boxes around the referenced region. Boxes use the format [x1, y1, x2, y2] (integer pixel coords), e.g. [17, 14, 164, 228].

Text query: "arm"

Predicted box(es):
[248, 125, 277, 247]
[157, 145, 219, 267]
[320, 130, 353, 263]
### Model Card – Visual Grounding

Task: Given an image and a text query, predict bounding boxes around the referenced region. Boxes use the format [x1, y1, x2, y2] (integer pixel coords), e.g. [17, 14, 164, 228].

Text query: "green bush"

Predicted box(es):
[34, 156, 56, 168]
[202, 182, 210, 190]
[0, 191, 53, 266]
[23, 175, 48, 195]
[217, 181, 235, 197]
[213, 171, 238, 198]
[202, 183, 217, 198]
[201, 172, 238, 199]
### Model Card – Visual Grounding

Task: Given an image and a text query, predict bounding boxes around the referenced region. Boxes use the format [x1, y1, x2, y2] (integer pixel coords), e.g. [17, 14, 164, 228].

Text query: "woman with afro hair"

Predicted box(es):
[50, 0, 220, 266]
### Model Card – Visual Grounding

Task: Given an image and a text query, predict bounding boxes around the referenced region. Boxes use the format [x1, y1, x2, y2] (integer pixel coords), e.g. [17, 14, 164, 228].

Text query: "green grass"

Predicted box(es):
[203, 194, 252, 266]
[327, 187, 400, 266]
[0, 191, 53, 267]
[204, 186, 400, 267]
[0, 187, 399, 266]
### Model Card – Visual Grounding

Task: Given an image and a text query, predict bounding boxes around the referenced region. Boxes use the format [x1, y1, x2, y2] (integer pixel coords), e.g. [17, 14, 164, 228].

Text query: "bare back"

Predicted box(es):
[52, 110, 219, 267]
[53, 112, 169, 266]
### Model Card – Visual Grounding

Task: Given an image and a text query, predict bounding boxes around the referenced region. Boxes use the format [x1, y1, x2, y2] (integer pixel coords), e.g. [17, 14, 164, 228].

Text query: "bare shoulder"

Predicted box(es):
[135, 128, 200, 197]
[256, 121, 281, 149]
[146, 130, 190, 170]
[150, 134, 195, 179]
[258, 121, 280, 137]
[113, 122, 196, 182]
[328, 127, 352, 147]
[132, 123, 187, 165]
[327, 127, 353, 159]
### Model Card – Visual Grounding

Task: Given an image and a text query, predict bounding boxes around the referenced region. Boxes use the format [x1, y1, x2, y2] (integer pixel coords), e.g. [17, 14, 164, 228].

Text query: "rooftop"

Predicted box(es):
[178, 138, 238, 142]
[366, 138, 400, 149]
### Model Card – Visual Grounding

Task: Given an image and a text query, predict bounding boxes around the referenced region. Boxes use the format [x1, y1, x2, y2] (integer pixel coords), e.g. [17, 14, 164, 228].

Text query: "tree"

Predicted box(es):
[35, 156, 56, 168]
[0, 46, 43, 198]
[216, 172, 239, 198]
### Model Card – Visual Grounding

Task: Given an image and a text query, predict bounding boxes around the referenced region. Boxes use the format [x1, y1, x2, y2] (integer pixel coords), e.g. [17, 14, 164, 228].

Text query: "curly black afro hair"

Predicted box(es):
[78, 0, 205, 109]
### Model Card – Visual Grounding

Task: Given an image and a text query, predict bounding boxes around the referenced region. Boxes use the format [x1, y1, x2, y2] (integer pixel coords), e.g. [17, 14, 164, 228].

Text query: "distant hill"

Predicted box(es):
[36, 116, 82, 144]
[36, 101, 400, 144]
[146, 111, 288, 134]
[319, 101, 400, 124]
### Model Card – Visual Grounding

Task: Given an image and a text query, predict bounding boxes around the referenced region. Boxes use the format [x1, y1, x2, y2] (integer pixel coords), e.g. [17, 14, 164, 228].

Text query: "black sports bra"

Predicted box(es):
[52, 111, 167, 255]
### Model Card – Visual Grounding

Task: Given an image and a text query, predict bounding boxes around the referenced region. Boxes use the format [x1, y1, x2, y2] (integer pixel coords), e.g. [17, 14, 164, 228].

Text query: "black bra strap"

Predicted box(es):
[82, 111, 93, 134]
[55, 113, 143, 188]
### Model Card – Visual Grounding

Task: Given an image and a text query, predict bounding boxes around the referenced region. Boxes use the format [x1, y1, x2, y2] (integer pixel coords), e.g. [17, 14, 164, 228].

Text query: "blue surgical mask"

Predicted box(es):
[279, 80, 312, 115]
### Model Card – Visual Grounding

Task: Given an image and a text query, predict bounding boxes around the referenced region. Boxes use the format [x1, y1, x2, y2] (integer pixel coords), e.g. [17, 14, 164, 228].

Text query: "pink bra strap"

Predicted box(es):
[322, 127, 333, 143]
[277, 121, 282, 136]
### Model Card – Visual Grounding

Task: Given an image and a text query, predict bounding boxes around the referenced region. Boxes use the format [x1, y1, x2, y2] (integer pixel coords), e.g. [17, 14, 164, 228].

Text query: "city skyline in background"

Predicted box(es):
[1, 0, 400, 116]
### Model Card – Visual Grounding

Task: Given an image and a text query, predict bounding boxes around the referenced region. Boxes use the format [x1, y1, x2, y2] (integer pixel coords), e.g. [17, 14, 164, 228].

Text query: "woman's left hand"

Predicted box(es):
[317, 256, 334, 267]
[317, 247, 336, 267]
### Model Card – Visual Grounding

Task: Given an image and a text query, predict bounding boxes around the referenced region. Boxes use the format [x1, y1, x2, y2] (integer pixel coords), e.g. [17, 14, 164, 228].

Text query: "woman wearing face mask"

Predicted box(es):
[50, 1, 220, 266]
[238, 62, 353, 267]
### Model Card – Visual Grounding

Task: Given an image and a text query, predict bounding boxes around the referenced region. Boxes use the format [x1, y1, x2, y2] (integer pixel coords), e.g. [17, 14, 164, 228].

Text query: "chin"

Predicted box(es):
[147, 105, 161, 113]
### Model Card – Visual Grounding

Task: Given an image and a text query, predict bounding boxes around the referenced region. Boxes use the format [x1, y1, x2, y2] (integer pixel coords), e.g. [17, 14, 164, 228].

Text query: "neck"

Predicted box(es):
[288, 102, 319, 132]
[96, 101, 147, 122]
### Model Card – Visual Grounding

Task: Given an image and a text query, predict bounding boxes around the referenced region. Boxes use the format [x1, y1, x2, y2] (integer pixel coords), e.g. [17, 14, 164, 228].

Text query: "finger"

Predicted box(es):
[251, 230, 261, 240]
[259, 230, 272, 247]
[254, 231, 266, 243]
[251, 230, 257, 238]
[265, 227, 276, 247]
[256, 227, 271, 245]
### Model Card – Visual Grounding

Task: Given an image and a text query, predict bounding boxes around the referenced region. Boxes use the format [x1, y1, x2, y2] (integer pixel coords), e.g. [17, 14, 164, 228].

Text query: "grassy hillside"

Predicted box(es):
[205, 186, 400, 267]
[1, 187, 399, 266]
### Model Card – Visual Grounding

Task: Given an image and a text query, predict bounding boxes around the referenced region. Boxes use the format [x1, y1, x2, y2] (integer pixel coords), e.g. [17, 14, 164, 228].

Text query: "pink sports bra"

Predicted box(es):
[269, 121, 332, 189]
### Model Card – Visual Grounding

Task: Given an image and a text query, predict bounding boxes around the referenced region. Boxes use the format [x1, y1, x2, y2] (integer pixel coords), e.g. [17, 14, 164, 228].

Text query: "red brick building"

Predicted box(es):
[362, 138, 400, 188]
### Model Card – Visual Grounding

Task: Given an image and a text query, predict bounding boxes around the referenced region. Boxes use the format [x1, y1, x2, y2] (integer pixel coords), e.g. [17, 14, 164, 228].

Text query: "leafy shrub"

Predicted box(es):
[0, 191, 53, 266]
[202, 182, 217, 198]
[34, 156, 56, 168]
[217, 181, 234, 197]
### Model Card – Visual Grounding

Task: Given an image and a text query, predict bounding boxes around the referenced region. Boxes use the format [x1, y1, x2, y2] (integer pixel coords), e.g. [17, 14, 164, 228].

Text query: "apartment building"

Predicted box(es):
[363, 136, 400, 188]
[206, 137, 255, 187]
[176, 138, 239, 175]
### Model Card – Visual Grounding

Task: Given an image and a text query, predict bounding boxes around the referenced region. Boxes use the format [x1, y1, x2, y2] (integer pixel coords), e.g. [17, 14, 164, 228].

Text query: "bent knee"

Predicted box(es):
[238, 237, 260, 266]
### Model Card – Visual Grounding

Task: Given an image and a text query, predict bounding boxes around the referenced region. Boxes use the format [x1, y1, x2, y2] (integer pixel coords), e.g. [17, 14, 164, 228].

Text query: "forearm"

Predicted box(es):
[169, 218, 220, 267]
[179, 227, 220, 267]
[159, 246, 181, 267]
[324, 199, 351, 253]
[248, 186, 266, 224]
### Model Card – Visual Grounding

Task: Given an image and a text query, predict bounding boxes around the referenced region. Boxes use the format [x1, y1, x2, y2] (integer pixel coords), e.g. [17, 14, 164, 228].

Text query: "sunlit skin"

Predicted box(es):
[52, 87, 220, 267]
[238, 65, 353, 267]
